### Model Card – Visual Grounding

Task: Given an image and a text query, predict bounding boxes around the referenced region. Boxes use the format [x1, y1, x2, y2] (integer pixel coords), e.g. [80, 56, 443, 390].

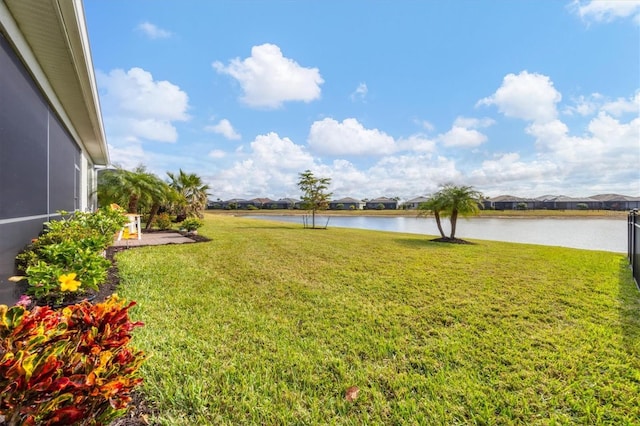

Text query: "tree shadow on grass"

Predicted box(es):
[394, 237, 476, 249]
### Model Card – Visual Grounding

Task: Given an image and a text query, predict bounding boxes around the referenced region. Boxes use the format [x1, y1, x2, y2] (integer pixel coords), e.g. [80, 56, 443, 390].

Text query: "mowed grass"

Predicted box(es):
[115, 214, 640, 425]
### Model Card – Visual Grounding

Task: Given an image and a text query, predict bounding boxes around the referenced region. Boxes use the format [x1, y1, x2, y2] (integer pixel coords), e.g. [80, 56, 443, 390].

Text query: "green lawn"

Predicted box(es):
[115, 214, 640, 425]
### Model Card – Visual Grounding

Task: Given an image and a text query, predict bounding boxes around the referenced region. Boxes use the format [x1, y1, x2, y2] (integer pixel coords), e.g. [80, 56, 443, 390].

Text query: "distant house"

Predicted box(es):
[330, 197, 363, 210]
[537, 195, 601, 210]
[207, 199, 224, 209]
[365, 197, 398, 210]
[404, 196, 430, 209]
[222, 198, 248, 209]
[485, 195, 536, 210]
[0, 0, 109, 305]
[590, 194, 640, 211]
[249, 198, 277, 209]
[272, 198, 299, 209]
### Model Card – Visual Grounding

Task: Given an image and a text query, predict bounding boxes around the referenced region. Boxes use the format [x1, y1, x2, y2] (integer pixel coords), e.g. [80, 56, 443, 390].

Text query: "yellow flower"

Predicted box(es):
[59, 273, 81, 292]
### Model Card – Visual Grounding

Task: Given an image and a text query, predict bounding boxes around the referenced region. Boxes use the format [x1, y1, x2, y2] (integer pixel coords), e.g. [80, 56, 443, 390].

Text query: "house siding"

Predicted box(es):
[0, 31, 83, 305]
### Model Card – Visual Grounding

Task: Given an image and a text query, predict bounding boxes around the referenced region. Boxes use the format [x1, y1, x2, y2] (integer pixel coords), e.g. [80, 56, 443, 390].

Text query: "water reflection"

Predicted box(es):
[245, 215, 626, 253]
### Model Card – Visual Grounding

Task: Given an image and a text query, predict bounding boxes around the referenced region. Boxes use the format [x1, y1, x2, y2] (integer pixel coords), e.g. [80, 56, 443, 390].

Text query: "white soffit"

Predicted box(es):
[1, 0, 108, 165]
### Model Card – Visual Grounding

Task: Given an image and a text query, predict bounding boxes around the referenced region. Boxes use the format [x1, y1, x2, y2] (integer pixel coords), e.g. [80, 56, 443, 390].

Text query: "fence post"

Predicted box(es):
[630, 209, 639, 289]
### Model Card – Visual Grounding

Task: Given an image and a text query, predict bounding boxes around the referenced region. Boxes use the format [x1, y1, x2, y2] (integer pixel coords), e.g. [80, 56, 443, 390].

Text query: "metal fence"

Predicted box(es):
[629, 209, 640, 289]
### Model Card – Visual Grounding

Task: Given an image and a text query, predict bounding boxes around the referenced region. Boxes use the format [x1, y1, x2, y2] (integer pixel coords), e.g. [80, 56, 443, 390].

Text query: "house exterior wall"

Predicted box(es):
[0, 30, 96, 305]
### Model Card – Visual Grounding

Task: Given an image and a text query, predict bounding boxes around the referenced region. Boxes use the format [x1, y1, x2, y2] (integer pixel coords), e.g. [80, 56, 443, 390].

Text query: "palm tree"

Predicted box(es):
[167, 169, 210, 219]
[417, 193, 447, 239]
[97, 165, 163, 214]
[144, 176, 179, 230]
[438, 184, 483, 239]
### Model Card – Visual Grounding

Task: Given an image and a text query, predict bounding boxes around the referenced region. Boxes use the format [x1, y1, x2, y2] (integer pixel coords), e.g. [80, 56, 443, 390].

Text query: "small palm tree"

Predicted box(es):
[439, 184, 483, 239]
[97, 165, 163, 214]
[417, 193, 447, 239]
[167, 169, 210, 219]
[419, 184, 483, 240]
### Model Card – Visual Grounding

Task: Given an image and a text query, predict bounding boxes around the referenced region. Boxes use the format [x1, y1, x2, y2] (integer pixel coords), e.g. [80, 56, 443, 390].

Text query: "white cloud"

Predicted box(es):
[205, 119, 241, 140]
[308, 118, 396, 156]
[128, 118, 178, 143]
[569, 0, 640, 24]
[97, 67, 190, 168]
[208, 149, 226, 159]
[413, 119, 435, 132]
[367, 155, 462, 196]
[210, 132, 316, 198]
[213, 43, 324, 109]
[439, 126, 488, 148]
[397, 134, 437, 153]
[453, 116, 495, 129]
[470, 153, 560, 187]
[563, 93, 604, 116]
[107, 140, 147, 170]
[477, 71, 561, 123]
[437, 116, 494, 148]
[528, 113, 639, 181]
[601, 92, 640, 116]
[97, 67, 189, 149]
[136, 22, 172, 39]
[98, 67, 189, 128]
[350, 83, 368, 102]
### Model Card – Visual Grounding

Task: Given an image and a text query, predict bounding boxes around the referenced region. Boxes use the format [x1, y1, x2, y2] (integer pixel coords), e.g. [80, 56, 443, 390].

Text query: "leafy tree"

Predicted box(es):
[419, 184, 483, 240]
[167, 169, 210, 219]
[97, 165, 168, 214]
[297, 170, 332, 229]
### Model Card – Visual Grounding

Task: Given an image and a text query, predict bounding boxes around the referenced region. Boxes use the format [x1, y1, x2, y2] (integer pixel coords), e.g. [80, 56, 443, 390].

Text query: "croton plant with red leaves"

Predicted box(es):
[0, 295, 145, 425]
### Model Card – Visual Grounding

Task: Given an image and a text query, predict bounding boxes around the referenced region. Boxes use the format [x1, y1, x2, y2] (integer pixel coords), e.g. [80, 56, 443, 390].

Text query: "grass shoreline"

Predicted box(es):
[117, 215, 639, 424]
[215, 209, 629, 219]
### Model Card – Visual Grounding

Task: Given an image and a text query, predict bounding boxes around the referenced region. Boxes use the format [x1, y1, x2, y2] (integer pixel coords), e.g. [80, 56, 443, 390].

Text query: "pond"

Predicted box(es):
[245, 215, 627, 253]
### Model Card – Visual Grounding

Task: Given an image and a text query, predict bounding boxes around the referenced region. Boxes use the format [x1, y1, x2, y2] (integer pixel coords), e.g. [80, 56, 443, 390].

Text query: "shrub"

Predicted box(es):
[247, 205, 258, 210]
[516, 202, 528, 210]
[74, 208, 129, 238]
[21, 241, 110, 306]
[14, 210, 120, 305]
[576, 203, 589, 210]
[0, 295, 145, 425]
[154, 213, 172, 230]
[376, 203, 385, 210]
[181, 218, 203, 232]
[335, 203, 344, 210]
[349, 205, 355, 210]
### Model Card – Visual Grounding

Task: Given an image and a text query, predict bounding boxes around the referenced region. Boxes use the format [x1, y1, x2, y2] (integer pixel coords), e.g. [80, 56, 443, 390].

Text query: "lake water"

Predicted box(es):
[245, 215, 627, 253]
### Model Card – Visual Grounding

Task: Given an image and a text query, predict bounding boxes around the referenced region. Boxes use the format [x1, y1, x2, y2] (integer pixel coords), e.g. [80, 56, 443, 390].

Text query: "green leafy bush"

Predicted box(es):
[14, 210, 120, 305]
[376, 203, 385, 210]
[73, 208, 129, 238]
[0, 295, 145, 425]
[181, 218, 203, 232]
[154, 213, 172, 230]
[247, 205, 258, 210]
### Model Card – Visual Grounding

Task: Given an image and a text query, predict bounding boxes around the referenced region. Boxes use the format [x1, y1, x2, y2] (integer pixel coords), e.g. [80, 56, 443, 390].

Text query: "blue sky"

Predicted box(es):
[84, 0, 640, 201]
